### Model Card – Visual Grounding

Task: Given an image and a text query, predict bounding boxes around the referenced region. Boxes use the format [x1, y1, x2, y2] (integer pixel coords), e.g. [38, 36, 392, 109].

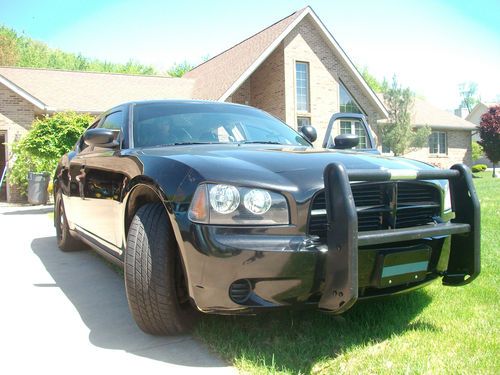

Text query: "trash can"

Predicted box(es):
[27, 172, 51, 205]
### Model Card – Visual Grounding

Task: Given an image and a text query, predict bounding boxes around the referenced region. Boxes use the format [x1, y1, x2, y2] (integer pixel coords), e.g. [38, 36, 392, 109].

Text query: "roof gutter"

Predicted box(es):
[0, 74, 48, 112]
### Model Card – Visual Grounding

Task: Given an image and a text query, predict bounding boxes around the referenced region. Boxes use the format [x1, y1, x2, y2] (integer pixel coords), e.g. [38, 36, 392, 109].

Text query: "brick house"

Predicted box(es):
[0, 6, 476, 201]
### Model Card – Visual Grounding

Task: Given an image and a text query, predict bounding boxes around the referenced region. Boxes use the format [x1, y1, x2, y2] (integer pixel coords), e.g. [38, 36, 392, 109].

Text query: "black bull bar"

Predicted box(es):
[319, 163, 480, 313]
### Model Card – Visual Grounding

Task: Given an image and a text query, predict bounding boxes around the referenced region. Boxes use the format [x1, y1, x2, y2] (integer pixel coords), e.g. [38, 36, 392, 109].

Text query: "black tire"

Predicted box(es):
[55, 191, 86, 252]
[125, 202, 198, 335]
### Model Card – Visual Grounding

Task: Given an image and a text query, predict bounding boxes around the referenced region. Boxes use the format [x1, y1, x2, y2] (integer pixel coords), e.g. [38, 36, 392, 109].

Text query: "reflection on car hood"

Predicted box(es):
[138, 144, 438, 194]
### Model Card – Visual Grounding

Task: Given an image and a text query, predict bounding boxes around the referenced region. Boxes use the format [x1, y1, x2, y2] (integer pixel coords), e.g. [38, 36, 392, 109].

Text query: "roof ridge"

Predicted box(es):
[0, 66, 184, 79]
[186, 7, 308, 75]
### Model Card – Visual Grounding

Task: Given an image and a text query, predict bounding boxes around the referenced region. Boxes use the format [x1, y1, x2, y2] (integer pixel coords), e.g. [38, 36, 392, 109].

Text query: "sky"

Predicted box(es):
[1, 0, 499, 111]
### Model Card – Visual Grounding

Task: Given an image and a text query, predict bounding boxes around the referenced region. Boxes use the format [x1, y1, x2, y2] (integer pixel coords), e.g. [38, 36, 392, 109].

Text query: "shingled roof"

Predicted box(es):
[184, 8, 306, 100]
[0, 67, 194, 113]
[0, 6, 388, 118]
[377, 94, 477, 130]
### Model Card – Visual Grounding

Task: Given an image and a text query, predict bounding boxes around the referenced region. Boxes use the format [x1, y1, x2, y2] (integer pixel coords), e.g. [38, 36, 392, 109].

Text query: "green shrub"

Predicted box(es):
[9, 112, 93, 195]
[471, 141, 483, 161]
[471, 164, 488, 173]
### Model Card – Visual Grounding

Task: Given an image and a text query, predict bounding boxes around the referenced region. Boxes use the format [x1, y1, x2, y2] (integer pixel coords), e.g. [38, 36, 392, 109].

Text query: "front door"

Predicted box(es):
[70, 110, 127, 252]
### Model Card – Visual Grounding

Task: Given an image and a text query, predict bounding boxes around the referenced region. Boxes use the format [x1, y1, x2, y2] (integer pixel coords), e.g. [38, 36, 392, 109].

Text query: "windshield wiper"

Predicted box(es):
[240, 141, 282, 145]
[172, 142, 218, 145]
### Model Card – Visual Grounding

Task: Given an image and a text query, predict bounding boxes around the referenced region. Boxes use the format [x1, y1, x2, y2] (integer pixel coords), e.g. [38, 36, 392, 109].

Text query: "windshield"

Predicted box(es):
[132, 102, 310, 148]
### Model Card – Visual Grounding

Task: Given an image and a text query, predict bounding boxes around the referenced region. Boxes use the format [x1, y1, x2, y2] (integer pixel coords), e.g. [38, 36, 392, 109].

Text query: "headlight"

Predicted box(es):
[188, 184, 289, 225]
[209, 184, 240, 214]
[443, 181, 452, 212]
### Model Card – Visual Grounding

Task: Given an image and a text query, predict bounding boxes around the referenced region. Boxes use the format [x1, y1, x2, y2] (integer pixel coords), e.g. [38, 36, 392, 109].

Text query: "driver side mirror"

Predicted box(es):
[333, 134, 359, 149]
[83, 128, 118, 148]
[300, 125, 317, 143]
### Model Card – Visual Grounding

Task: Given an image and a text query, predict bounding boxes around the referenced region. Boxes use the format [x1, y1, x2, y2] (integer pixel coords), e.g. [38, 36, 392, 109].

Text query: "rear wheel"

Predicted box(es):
[125, 202, 198, 335]
[55, 191, 85, 251]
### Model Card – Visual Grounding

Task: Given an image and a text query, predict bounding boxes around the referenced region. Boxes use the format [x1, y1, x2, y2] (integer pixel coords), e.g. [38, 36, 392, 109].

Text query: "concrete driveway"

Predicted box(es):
[0, 204, 235, 374]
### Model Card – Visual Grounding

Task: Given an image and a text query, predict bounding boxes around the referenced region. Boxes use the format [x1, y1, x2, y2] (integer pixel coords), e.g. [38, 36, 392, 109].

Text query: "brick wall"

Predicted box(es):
[283, 15, 381, 146]
[0, 84, 36, 202]
[402, 129, 472, 168]
[231, 44, 286, 121]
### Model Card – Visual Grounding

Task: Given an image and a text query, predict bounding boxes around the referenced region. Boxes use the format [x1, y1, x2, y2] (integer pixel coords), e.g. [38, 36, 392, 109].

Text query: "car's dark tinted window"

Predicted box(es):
[132, 103, 310, 148]
[100, 111, 123, 130]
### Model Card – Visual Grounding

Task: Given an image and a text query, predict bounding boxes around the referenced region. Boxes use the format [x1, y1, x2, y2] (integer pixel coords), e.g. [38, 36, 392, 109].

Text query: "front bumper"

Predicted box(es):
[180, 163, 480, 314]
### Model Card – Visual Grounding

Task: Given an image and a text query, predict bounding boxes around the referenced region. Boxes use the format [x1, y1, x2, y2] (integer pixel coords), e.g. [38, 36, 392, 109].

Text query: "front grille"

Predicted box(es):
[308, 182, 441, 240]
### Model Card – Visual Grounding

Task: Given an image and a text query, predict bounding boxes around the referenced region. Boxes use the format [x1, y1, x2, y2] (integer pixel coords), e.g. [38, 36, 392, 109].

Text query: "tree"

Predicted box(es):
[0, 24, 157, 75]
[167, 61, 194, 77]
[380, 77, 431, 156]
[0, 26, 19, 65]
[9, 112, 93, 194]
[478, 105, 500, 177]
[458, 81, 479, 113]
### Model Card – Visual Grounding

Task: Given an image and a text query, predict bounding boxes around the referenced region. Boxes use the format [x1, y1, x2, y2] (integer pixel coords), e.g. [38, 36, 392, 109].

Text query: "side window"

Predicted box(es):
[98, 111, 123, 146]
[100, 111, 123, 131]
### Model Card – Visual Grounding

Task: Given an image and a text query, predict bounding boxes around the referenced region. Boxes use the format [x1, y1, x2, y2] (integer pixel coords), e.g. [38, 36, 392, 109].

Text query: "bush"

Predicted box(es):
[471, 164, 487, 173]
[9, 112, 93, 195]
[471, 141, 483, 162]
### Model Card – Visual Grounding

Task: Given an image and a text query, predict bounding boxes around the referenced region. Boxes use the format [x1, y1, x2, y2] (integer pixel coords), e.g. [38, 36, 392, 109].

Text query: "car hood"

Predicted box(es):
[138, 144, 437, 195]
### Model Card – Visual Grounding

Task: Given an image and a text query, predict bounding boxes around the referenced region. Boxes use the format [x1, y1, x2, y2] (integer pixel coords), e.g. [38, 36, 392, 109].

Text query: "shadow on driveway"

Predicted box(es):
[31, 236, 227, 369]
[2, 207, 53, 215]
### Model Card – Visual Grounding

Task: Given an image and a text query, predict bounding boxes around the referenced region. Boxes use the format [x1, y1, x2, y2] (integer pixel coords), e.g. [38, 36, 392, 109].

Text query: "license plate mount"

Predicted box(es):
[376, 247, 431, 288]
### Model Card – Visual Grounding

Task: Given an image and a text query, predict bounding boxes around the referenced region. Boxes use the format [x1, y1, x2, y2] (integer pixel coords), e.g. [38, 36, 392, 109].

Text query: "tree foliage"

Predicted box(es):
[381, 77, 430, 156]
[0, 25, 156, 75]
[9, 112, 93, 194]
[458, 81, 479, 113]
[359, 66, 388, 93]
[478, 105, 500, 176]
[471, 141, 483, 162]
[167, 60, 194, 77]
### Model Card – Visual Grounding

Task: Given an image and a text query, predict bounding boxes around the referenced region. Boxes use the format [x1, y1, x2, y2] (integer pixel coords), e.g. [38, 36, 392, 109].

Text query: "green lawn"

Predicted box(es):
[196, 173, 499, 374]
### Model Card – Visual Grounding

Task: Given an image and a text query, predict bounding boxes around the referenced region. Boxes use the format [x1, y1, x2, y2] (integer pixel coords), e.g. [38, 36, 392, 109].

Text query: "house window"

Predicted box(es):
[429, 131, 447, 155]
[295, 62, 310, 113]
[297, 116, 311, 131]
[340, 120, 368, 149]
[339, 82, 363, 114]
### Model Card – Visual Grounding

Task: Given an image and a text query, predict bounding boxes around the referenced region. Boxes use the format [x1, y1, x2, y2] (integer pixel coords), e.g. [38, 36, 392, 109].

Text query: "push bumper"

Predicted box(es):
[319, 163, 481, 313]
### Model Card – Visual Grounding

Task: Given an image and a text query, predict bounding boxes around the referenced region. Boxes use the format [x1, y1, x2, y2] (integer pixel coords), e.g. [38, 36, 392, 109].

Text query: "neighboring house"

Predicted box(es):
[0, 6, 474, 201]
[378, 96, 476, 168]
[465, 102, 499, 167]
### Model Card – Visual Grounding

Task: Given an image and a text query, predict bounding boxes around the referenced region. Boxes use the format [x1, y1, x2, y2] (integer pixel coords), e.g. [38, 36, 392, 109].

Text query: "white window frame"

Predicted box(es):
[339, 119, 368, 149]
[297, 116, 311, 131]
[429, 131, 447, 155]
[295, 61, 310, 114]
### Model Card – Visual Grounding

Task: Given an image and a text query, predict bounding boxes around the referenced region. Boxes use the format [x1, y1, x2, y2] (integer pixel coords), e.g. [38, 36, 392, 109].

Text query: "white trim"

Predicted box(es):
[218, 9, 307, 102]
[0, 75, 47, 111]
[218, 7, 389, 119]
[307, 9, 388, 118]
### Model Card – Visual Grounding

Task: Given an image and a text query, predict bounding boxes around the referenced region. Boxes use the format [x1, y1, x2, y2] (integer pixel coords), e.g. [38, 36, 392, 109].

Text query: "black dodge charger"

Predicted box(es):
[54, 100, 480, 335]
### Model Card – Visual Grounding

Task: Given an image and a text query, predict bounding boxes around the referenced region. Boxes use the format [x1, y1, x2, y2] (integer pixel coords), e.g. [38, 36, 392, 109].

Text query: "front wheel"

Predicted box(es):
[125, 203, 198, 335]
[55, 191, 85, 252]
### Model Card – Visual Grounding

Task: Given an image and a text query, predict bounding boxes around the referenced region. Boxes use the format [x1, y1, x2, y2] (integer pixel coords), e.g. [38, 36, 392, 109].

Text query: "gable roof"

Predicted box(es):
[412, 98, 477, 130]
[184, 8, 305, 101]
[185, 6, 388, 118]
[0, 67, 194, 113]
[466, 102, 499, 122]
[0, 7, 387, 118]
[378, 94, 477, 130]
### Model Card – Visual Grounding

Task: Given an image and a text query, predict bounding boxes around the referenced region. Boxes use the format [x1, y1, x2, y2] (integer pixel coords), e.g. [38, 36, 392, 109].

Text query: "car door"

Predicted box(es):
[70, 108, 129, 253]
